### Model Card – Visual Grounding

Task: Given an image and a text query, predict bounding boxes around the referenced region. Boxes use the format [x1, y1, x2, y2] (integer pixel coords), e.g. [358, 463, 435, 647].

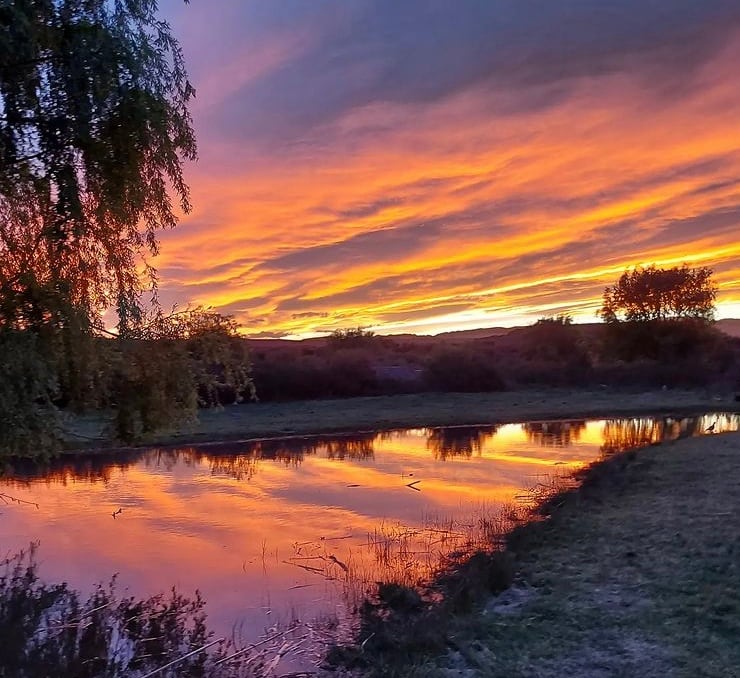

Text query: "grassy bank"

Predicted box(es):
[351, 431, 740, 677]
[63, 387, 734, 451]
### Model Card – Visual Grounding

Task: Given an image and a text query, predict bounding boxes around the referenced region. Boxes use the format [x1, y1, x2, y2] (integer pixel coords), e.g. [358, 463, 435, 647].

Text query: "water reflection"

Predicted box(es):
[599, 413, 738, 455]
[2, 413, 738, 488]
[426, 426, 498, 459]
[523, 420, 586, 447]
[323, 434, 377, 461]
[0, 410, 737, 652]
[600, 417, 668, 455]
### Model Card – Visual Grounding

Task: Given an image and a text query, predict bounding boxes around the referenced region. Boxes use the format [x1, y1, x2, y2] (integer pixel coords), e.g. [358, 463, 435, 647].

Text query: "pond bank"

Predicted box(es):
[348, 431, 740, 677]
[63, 388, 735, 452]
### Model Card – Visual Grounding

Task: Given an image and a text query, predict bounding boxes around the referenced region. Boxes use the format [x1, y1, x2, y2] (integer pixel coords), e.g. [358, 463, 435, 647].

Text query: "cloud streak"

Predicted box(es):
[156, 1, 740, 337]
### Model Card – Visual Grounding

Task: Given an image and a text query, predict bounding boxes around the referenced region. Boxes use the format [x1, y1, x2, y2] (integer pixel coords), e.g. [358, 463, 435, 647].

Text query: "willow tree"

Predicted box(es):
[0, 0, 196, 331]
[0, 2, 250, 455]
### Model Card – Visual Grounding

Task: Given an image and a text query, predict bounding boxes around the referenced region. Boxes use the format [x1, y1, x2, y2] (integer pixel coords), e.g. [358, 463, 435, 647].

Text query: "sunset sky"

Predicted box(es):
[157, 1, 740, 338]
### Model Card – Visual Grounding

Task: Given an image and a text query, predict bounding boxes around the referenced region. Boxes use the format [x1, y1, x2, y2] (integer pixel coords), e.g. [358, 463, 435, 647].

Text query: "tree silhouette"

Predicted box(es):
[0, 0, 196, 333]
[0, 3, 256, 455]
[600, 265, 716, 323]
[599, 265, 719, 362]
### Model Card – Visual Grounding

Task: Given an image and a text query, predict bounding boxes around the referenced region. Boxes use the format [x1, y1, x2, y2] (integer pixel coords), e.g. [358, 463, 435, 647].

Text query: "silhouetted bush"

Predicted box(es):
[323, 349, 379, 397]
[521, 315, 578, 361]
[248, 320, 739, 402]
[0, 547, 253, 677]
[251, 348, 382, 400]
[424, 348, 506, 392]
[601, 318, 718, 362]
[0, 330, 60, 457]
[251, 353, 328, 400]
[595, 319, 736, 389]
[502, 352, 594, 387]
[328, 326, 376, 349]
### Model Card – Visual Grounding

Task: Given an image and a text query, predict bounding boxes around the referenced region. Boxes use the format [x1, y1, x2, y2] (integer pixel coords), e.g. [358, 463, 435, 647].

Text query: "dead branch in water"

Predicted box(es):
[0, 492, 39, 509]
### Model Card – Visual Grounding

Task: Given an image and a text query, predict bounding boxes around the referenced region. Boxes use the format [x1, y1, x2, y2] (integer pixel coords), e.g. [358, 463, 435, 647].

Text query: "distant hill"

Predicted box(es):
[717, 319, 740, 338]
[247, 319, 740, 347]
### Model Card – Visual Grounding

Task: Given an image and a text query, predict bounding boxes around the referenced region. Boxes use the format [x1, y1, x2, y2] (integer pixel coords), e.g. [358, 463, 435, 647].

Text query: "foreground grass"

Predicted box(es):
[374, 432, 740, 677]
[63, 388, 731, 451]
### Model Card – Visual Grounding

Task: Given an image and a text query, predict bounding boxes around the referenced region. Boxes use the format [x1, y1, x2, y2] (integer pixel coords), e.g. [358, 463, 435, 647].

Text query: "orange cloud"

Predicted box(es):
[151, 17, 740, 337]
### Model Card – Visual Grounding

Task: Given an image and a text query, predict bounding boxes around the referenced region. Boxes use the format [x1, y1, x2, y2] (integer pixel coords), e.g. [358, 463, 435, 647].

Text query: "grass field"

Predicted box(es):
[366, 432, 740, 677]
[63, 387, 734, 451]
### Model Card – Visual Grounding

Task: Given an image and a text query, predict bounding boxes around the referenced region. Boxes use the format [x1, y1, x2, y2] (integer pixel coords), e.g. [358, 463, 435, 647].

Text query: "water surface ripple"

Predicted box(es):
[1, 412, 737, 642]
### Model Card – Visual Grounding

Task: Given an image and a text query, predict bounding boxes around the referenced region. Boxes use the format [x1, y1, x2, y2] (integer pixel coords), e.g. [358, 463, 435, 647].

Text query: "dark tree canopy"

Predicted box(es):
[0, 3, 254, 457]
[600, 265, 717, 324]
[0, 0, 196, 333]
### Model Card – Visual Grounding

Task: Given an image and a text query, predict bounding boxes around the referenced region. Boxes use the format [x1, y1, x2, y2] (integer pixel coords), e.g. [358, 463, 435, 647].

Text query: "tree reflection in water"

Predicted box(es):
[0, 434, 379, 486]
[600, 417, 666, 455]
[2, 413, 737, 486]
[598, 413, 740, 456]
[426, 426, 498, 460]
[322, 433, 377, 460]
[523, 420, 586, 447]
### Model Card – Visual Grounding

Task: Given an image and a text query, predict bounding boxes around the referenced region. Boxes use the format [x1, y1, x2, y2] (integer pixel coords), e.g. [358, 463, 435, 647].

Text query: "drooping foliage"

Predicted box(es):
[0, 2, 253, 457]
[111, 307, 254, 443]
[0, 330, 60, 457]
[0, 0, 196, 331]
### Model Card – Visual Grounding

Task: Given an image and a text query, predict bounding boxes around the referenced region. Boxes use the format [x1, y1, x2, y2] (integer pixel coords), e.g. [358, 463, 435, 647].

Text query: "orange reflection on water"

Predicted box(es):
[1, 412, 738, 642]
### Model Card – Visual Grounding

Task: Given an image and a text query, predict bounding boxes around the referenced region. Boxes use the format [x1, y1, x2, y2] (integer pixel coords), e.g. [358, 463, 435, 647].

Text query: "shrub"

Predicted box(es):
[601, 317, 719, 362]
[424, 348, 505, 392]
[251, 353, 329, 400]
[110, 309, 253, 442]
[251, 347, 382, 400]
[0, 547, 253, 677]
[323, 349, 379, 397]
[110, 340, 198, 443]
[0, 330, 60, 458]
[329, 326, 376, 348]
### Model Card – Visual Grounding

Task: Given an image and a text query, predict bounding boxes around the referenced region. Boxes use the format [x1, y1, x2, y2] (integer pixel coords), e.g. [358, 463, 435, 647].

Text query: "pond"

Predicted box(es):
[1, 412, 738, 664]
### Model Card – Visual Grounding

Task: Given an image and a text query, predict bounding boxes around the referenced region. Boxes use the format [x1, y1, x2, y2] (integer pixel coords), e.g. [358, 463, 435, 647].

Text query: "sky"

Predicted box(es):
[156, 1, 740, 338]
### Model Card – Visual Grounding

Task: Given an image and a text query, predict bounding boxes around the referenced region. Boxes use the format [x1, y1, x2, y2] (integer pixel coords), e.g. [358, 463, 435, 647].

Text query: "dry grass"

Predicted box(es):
[394, 432, 740, 677]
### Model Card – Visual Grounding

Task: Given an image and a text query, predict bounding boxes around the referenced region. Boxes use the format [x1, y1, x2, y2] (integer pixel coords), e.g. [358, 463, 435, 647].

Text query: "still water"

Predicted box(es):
[1, 413, 738, 646]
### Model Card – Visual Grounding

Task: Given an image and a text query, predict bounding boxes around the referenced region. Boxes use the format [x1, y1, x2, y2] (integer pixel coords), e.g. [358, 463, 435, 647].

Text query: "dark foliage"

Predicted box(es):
[248, 314, 740, 403]
[0, 308, 253, 454]
[600, 264, 716, 323]
[0, 331, 60, 457]
[0, 1, 236, 457]
[251, 348, 381, 400]
[110, 309, 253, 443]
[329, 326, 376, 348]
[326, 550, 514, 676]
[597, 265, 724, 369]
[423, 347, 506, 392]
[0, 547, 251, 678]
[601, 316, 722, 362]
[0, 0, 196, 331]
